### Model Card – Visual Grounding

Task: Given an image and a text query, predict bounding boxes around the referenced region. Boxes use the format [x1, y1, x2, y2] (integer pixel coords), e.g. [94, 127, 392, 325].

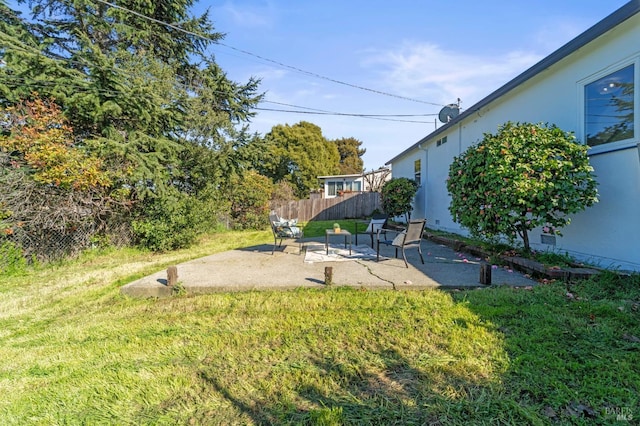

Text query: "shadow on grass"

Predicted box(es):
[449, 274, 640, 424]
[199, 371, 277, 425]
[193, 277, 640, 424]
[193, 289, 521, 424]
[298, 347, 443, 424]
[198, 347, 448, 424]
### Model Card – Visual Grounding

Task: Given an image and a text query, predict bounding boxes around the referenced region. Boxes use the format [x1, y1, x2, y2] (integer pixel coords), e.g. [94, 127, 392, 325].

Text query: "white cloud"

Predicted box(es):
[214, 1, 275, 29]
[366, 42, 543, 108]
[253, 67, 288, 82]
[291, 88, 318, 98]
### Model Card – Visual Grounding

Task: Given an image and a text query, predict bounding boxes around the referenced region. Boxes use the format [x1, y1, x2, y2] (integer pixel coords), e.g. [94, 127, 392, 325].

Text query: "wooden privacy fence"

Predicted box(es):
[273, 192, 382, 222]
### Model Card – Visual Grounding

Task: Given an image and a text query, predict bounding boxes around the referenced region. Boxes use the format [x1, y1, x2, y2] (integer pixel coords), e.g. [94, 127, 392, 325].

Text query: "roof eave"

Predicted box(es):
[385, 0, 640, 165]
[317, 174, 363, 179]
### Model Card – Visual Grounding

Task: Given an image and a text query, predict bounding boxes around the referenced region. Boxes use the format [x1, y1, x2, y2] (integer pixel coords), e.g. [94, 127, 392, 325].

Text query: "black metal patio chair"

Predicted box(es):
[376, 218, 426, 268]
[355, 213, 389, 248]
[269, 213, 304, 254]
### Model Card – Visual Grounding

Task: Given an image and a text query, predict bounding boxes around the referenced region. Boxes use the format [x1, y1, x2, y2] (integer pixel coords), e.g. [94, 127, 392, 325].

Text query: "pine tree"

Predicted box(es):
[0, 0, 263, 250]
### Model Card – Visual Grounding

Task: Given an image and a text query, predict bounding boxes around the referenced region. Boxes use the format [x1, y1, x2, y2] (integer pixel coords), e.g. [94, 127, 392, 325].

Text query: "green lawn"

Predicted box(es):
[302, 219, 360, 237]
[1, 229, 638, 425]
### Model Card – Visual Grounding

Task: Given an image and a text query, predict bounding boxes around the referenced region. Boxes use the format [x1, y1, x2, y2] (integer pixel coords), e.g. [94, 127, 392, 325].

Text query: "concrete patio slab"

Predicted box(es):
[121, 237, 537, 298]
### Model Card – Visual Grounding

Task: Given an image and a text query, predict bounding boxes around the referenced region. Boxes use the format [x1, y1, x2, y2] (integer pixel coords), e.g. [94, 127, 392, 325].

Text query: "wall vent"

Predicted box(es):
[541, 234, 556, 245]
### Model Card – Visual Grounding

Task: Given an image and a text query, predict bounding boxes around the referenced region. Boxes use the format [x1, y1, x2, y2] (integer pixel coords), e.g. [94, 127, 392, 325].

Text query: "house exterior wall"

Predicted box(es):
[389, 155, 426, 219]
[388, 10, 640, 271]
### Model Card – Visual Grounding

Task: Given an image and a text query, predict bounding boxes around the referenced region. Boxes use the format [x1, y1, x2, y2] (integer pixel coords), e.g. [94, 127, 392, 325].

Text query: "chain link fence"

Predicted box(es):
[3, 220, 133, 264]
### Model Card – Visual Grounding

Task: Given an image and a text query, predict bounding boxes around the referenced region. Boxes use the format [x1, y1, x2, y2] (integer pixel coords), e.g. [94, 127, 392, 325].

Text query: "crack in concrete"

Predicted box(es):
[355, 260, 397, 290]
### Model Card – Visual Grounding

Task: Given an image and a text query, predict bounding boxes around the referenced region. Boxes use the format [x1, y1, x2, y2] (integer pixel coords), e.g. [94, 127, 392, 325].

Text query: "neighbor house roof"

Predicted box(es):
[386, 0, 640, 165]
[317, 174, 363, 179]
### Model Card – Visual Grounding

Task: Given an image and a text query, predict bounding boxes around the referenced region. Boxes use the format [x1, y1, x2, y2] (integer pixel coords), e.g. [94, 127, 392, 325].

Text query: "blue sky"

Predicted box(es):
[202, 1, 629, 169]
[7, 0, 631, 169]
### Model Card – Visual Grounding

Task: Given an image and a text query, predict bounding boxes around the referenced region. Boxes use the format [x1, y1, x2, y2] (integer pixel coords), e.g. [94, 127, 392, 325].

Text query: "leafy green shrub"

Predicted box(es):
[133, 183, 231, 253]
[132, 189, 202, 252]
[447, 122, 598, 251]
[193, 183, 232, 233]
[229, 171, 273, 230]
[380, 177, 418, 222]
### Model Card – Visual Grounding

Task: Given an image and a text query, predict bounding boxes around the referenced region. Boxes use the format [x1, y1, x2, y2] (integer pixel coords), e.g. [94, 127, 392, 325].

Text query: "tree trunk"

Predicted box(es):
[521, 225, 530, 252]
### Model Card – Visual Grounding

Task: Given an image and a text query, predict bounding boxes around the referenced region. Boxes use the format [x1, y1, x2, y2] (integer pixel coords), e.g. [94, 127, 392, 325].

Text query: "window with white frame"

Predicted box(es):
[347, 181, 361, 192]
[584, 64, 635, 148]
[327, 181, 348, 196]
[414, 159, 421, 184]
[327, 182, 336, 197]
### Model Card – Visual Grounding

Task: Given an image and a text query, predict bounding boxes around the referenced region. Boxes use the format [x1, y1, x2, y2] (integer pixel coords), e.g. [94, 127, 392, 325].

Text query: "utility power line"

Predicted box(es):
[93, 0, 445, 108]
[2, 28, 439, 121]
[259, 100, 438, 123]
[1, 74, 435, 123]
[256, 107, 437, 123]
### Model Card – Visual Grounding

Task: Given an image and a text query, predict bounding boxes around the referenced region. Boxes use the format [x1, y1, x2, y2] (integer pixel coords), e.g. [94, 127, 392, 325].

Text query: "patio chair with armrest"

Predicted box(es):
[269, 213, 304, 254]
[355, 213, 389, 248]
[376, 218, 426, 268]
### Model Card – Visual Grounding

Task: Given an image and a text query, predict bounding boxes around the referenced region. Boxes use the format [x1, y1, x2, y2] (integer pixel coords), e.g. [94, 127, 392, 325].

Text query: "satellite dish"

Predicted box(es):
[438, 104, 460, 123]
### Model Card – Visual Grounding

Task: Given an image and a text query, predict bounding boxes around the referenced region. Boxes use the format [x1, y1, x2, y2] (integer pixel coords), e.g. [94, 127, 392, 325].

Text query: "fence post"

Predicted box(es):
[324, 266, 333, 285]
[479, 262, 491, 285]
[167, 266, 178, 287]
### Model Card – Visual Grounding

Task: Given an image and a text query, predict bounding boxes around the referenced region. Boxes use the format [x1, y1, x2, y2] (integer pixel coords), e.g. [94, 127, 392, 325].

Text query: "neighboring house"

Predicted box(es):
[386, 1, 640, 271]
[318, 173, 364, 198]
[318, 167, 391, 198]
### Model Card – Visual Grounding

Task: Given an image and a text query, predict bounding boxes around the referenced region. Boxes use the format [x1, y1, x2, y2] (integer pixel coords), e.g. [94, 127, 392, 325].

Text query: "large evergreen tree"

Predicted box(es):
[0, 0, 263, 251]
[0, 0, 262, 198]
